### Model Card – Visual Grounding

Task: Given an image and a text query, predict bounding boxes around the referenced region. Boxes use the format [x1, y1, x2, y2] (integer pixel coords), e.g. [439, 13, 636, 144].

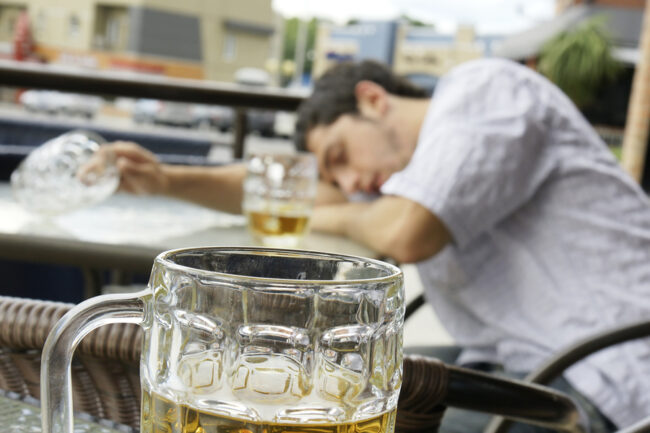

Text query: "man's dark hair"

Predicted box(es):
[295, 60, 429, 151]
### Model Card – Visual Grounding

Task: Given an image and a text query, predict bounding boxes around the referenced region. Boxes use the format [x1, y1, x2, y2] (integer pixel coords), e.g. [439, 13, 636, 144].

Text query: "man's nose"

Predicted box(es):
[335, 170, 360, 195]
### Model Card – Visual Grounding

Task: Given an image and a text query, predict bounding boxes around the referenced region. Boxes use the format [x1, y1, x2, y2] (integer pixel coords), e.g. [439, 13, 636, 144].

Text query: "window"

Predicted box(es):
[36, 10, 46, 38]
[68, 14, 80, 39]
[0, 6, 26, 42]
[105, 15, 121, 47]
[223, 33, 236, 61]
[93, 6, 129, 51]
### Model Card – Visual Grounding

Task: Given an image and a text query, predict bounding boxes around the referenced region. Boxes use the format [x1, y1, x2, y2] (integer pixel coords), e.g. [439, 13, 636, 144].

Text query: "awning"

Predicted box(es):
[493, 5, 642, 64]
[224, 19, 274, 36]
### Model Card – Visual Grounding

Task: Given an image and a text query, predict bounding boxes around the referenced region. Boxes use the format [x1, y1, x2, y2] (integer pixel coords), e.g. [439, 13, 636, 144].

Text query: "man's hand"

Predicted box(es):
[88, 141, 247, 214]
[94, 141, 169, 195]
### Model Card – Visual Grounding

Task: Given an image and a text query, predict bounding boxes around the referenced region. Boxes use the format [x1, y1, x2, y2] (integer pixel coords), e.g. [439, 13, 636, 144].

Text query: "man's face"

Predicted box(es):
[306, 114, 409, 195]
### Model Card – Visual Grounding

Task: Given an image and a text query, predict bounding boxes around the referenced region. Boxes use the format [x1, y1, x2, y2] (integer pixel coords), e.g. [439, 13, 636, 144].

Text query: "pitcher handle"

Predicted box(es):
[41, 290, 149, 433]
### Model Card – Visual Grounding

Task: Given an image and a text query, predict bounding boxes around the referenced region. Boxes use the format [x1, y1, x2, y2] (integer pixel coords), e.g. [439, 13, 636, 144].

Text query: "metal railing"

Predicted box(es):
[0, 60, 307, 158]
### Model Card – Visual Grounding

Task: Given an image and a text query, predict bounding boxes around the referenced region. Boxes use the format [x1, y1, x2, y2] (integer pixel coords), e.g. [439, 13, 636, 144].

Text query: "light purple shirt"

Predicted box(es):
[381, 58, 650, 427]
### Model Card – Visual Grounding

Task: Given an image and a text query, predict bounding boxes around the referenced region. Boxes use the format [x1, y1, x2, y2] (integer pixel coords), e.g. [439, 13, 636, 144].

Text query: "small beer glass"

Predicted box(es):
[243, 152, 318, 248]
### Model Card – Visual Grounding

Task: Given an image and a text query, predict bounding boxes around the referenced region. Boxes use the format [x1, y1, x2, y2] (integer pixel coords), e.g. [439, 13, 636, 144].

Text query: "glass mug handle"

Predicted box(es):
[40, 290, 149, 433]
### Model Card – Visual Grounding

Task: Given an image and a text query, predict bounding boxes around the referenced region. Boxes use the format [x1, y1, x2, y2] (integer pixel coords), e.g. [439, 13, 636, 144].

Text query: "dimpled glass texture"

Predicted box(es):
[140, 248, 404, 430]
[11, 130, 119, 216]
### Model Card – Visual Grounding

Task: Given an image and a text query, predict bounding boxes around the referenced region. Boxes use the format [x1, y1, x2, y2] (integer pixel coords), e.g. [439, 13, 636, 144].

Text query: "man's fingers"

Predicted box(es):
[104, 141, 159, 164]
[118, 176, 138, 194]
[118, 169, 150, 195]
[77, 146, 117, 185]
[116, 157, 162, 195]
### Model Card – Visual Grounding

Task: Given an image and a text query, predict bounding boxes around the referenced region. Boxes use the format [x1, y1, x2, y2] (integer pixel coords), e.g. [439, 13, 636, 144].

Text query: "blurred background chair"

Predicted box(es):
[0, 295, 648, 433]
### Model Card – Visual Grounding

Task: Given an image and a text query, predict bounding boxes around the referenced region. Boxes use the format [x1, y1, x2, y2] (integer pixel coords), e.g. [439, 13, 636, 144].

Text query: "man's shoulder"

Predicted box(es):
[443, 58, 534, 82]
[429, 58, 541, 118]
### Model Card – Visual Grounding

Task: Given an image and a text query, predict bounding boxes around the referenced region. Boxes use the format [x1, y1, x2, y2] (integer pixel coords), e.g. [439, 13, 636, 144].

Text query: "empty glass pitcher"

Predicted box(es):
[11, 130, 119, 216]
[41, 247, 404, 433]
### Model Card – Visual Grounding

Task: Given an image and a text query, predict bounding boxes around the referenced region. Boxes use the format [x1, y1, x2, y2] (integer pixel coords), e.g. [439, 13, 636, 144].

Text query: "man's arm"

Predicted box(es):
[160, 163, 246, 214]
[102, 141, 347, 213]
[160, 166, 348, 211]
[315, 180, 348, 205]
[310, 195, 451, 263]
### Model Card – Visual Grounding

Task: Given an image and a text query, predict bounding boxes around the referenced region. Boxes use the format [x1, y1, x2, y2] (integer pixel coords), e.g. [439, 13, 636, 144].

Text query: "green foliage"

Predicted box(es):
[399, 14, 433, 28]
[282, 17, 318, 75]
[538, 16, 622, 108]
[609, 145, 622, 161]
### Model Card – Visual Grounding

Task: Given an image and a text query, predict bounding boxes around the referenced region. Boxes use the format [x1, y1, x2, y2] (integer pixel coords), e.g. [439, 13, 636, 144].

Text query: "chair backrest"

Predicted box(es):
[486, 318, 650, 433]
[0, 296, 596, 432]
[0, 296, 141, 428]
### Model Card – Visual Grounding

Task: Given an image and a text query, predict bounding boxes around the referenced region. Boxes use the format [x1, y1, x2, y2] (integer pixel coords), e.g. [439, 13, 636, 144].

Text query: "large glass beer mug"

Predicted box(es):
[41, 247, 404, 433]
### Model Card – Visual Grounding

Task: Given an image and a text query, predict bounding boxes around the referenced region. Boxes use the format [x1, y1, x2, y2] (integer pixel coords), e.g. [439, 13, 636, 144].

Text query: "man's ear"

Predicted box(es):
[354, 80, 389, 119]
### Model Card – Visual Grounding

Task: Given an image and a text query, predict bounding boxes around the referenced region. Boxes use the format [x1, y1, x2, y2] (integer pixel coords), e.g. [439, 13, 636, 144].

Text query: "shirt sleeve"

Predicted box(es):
[381, 62, 554, 248]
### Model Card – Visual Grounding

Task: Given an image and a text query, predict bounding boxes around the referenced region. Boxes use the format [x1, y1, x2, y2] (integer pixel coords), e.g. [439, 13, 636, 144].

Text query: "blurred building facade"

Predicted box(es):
[312, 21, 398, 78]
[312, 19, 502, 91]
[497, 0, 643, 68]
[392, 25, 502, 90]
[555, 0, 645, 15]
[0, 0, 276, 82]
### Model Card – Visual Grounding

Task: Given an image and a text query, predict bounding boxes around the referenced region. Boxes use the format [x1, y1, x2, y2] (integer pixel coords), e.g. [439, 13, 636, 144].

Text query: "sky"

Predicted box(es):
[272, 0, 556, 35]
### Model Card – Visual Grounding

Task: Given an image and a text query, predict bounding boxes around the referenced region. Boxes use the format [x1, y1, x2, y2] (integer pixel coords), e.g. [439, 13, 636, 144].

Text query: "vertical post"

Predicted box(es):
[233, 107, 247, 160]
[621, 0, 650, 182]
[272, 13, 285, 86]
[81, 268, 103, 299]
[293, 18, 308, 86]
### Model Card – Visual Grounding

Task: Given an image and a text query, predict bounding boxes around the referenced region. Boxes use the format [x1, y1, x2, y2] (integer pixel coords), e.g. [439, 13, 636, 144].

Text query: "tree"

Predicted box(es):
[399, 14, 433, 28]
[538, 16, 621, 109]
[282, 17, 318, 78]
